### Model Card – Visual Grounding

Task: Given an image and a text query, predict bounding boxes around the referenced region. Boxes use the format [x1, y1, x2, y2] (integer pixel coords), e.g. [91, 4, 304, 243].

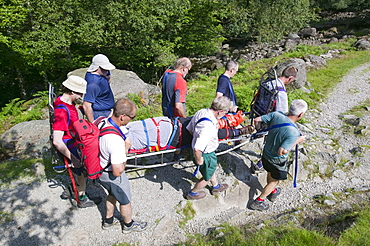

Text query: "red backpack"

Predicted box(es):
[72, 117, 124, 179]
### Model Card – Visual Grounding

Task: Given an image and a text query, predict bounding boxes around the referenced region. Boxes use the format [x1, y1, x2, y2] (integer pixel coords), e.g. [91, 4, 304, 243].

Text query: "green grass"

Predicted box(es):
[177, 205, 370, 246]
[0, 158, 41, 183]
[186, 43, 370, 115]
[290, 50, 370, 109]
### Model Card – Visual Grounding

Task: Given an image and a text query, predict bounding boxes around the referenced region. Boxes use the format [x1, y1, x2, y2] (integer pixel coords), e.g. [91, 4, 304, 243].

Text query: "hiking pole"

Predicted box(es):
[293, 144, 298, 188]
[63, 157, 81, 205]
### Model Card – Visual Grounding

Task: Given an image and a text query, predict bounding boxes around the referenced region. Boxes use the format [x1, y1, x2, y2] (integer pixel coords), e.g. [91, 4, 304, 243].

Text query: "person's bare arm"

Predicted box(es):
[82, 101, 94, 123]
[277, 135, 306, 156]
[175, 102, 186, 118]
[111, 162, 126, 177]
[193, 149, 204, 165]
[53, 130, 81, 167]
[216, 92, 223, 97]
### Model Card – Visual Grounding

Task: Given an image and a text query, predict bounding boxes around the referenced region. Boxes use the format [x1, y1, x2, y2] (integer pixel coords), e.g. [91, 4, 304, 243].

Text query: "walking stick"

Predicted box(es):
[293, 144, 298, 188]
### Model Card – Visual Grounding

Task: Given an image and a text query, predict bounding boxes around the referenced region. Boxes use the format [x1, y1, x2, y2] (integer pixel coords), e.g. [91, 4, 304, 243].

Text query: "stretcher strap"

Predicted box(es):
[141, 119, 150, 153]
[166, 117, 179, 149]
[150, 118, 161, 152]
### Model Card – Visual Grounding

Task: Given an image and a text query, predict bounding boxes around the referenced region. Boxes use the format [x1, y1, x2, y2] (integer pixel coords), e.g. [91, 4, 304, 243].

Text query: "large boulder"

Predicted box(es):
[272, 58, 307, 89]
[298, 28, 317, 38]
[69, 68, 161, 103]
[0, 120, 50, 159]
[352, 39, 370, 51]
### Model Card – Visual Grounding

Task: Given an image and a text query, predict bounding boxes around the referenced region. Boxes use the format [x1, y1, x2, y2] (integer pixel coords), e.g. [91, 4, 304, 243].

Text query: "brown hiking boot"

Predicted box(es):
[186, 191, 206, 200]
[211, 183, 228, 195]
[239, 125, 254, 135]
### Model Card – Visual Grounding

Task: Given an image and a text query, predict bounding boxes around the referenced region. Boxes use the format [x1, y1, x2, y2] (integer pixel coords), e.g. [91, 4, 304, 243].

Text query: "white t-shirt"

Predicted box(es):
[186, 108, 218, 153]
[98, 118, 127, 171]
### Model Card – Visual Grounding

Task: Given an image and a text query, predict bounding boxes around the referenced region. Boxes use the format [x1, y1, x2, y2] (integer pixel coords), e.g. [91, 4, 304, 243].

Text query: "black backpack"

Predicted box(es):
[249, 68, 279, 119]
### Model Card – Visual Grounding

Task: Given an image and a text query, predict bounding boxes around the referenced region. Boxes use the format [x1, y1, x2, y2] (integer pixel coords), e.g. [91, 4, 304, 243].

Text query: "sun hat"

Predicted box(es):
[62, 75, 87, 94]
[87, 54, 116, 72]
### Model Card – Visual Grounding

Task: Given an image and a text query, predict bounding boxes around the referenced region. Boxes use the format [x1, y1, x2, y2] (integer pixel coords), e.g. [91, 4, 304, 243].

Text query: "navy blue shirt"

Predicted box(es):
[84, 72, 114, 119]
[216, 74, 236, 106]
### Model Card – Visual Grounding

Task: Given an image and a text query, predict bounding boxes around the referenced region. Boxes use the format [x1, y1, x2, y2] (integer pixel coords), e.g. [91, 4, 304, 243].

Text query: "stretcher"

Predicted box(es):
[125, 134, 252, 169]
[48, 83, 253, 172]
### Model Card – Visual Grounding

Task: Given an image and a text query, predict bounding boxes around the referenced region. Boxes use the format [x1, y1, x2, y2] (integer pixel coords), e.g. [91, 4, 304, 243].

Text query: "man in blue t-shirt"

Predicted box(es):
[250, 99, 308, 211]
[216, 60, 238, 112]
[83, 54, 116, 122]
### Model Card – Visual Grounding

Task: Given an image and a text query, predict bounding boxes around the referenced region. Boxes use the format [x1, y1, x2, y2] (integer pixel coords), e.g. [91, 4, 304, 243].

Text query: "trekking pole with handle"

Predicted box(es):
[63, 157, 81, 205]
[293, 144, 299, 188]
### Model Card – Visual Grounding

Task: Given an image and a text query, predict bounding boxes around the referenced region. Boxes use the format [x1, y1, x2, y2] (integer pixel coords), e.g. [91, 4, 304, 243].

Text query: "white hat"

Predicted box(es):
[87, 54, 116, 72]
[62, 75, 87, 94]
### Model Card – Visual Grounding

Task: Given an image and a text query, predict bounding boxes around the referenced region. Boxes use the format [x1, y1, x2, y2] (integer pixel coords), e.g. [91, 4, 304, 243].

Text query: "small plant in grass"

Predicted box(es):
[0, 211, 15, 225]
[176, 201, 196, 227]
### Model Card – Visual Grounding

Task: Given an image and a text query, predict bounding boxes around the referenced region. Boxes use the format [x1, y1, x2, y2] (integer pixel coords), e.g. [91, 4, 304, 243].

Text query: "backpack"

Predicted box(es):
[249, 68, 279, 119]
[72, 117, 125, 179]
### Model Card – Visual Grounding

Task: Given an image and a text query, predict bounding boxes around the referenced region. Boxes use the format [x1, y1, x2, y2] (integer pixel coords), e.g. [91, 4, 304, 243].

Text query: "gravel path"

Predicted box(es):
[1, 62, 370, 246]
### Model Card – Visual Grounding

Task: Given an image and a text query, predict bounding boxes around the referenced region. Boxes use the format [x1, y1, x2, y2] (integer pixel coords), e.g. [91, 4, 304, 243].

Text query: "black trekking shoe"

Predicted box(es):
[251, 160, 265, 174]
[60, 185, 73, 199]
[250, 199, 269, 211]
[267, 187, 281, 202]
[77, 195, 95, 208]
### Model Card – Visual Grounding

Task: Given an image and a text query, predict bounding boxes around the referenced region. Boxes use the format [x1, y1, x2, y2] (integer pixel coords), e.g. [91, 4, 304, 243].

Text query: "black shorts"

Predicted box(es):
[262, 157, 287, 180]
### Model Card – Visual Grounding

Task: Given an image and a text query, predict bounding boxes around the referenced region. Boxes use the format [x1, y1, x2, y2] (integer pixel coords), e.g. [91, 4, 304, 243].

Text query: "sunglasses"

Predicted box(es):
[126, 114, 136, 120]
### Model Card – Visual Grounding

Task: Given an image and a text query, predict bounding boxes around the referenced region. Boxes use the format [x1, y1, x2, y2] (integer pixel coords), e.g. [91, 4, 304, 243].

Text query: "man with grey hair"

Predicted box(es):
[216, 60, 238, 112]
[185, 96, 233, 200]
[249, 99, 307, 210]
[161, 57, 192, 118]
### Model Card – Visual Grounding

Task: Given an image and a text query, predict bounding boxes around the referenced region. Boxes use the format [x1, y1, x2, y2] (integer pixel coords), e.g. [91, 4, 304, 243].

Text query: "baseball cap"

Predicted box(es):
[87, 54, 116, 72]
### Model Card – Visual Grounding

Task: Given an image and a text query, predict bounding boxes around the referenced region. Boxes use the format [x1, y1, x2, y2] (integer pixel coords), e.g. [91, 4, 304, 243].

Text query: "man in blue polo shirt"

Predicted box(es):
[83, 54, 116, 123]
[216, 60, 238, 112]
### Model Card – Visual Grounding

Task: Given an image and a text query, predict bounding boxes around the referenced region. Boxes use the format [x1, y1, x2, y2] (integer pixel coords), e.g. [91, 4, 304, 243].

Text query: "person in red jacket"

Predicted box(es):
[52, 75, 95, 208]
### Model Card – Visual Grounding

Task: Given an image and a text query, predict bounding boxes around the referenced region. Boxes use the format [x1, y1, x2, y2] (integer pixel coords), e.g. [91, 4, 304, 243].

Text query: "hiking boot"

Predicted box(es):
[174, 153, 185, 161]
[211, 184, 228, 195]
[239, 125, 254, 135]
[102, 218, 121, 230]
[60, 185, 73, 199]
[250, 199, 269, 211]
[251, 160, 264, 174]
[267, 187, 281, 202]
[77, 195, 95, 208]
[186, 191, 206, 200]
[122, 220, 148, 233]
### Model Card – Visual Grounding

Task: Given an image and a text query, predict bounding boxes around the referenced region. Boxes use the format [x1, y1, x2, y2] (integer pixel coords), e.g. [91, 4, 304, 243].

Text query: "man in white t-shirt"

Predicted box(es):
[186, 96, 233, 200]
[265, 66, 297, 114]
[98, 98, 147, 233]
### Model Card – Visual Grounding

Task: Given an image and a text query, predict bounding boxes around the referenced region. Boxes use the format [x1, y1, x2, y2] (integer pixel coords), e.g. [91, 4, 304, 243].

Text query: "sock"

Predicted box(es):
[124, 220, 133, 227]
[105, 217, 114, 224]
[79, 194, 87, 200]
[271, 188, 277, 194]
[189, 191, 198, 196]
[257, 197, 264, 202]
[213, 184, 220, 190]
